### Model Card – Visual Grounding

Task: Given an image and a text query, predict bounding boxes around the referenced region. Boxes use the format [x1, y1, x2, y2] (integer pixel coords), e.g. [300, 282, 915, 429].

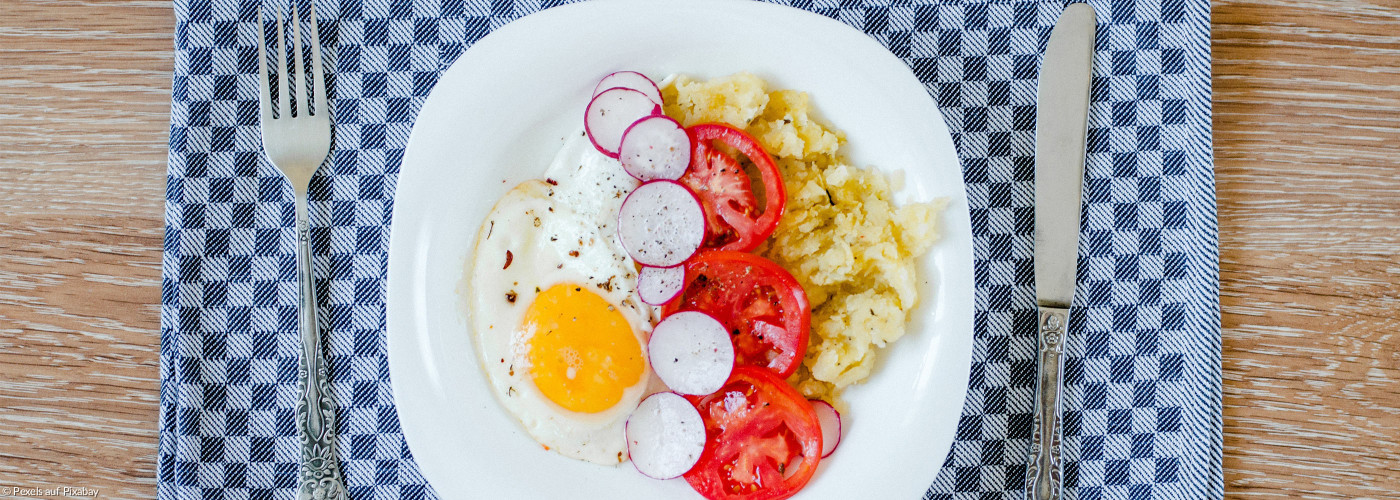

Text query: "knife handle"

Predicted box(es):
[1027, 306, 1068, 500]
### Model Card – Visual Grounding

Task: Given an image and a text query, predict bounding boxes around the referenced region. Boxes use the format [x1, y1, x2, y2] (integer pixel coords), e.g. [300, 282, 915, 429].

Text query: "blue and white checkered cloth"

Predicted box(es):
[159, 0, 1221, 498]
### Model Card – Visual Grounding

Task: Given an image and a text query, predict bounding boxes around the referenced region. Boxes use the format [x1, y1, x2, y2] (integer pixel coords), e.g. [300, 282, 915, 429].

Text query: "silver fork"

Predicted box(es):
[257, 3, 347, 500]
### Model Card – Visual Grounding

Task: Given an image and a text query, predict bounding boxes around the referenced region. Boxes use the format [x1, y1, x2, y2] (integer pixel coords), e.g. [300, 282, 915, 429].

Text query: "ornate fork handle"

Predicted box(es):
[294, 195, 348, 500]
[1026, 307, 1067, 500]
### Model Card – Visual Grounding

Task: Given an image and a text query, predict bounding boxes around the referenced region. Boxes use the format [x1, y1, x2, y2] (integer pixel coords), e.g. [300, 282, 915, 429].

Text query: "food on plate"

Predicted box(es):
[636, 264, 685, 306]
[661, 72, 946, 405]
[768, 160, 945, 402]
[587, 87, 663, 157]
[619, 114, 691, 181]
[616, 179, 705, 267]
[626, 391, 707, 480]
[809, 399, 842, 457]
[678, 123, 786, 252]
[648, 310, 735, 396]
[466, 69, 943, 499]
[662, 250, 811, 380]
[683, 367, 824, 500]
[465, 130, 657, 465]
[595, 70, 664, 107]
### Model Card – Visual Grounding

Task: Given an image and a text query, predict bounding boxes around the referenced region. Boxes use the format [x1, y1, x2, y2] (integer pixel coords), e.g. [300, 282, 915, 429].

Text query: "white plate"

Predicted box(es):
[386, 0, 974, 498]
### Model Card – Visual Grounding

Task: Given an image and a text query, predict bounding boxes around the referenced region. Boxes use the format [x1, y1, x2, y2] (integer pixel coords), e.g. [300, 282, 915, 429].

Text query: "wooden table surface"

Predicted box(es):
[1, 0, 1397, 498]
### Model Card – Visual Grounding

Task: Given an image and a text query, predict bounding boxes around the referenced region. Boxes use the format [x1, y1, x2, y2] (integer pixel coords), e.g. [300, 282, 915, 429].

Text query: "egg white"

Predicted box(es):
[466, 131, 659, 465]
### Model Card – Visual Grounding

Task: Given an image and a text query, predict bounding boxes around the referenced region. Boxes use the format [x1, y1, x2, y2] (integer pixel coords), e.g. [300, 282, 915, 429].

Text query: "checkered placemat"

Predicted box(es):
[159, 1, 1220, 499]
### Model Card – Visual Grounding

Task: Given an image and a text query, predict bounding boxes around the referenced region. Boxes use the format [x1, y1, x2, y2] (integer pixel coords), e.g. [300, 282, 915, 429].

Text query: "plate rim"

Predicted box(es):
[386, 0, 975, 498]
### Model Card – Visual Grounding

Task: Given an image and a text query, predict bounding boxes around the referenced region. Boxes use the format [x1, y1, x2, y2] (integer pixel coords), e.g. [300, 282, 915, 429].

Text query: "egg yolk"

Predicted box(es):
[522, 283, 644, 414]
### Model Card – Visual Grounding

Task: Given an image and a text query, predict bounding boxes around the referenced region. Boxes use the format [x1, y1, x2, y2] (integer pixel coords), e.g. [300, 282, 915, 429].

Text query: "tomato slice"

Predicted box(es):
[684, 367, 823, 500]
[662, 250, 810, 379]
[680, 124, 786, 252]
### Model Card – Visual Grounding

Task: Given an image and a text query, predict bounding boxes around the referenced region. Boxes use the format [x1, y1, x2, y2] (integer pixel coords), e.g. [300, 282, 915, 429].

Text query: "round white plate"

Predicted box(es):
[386, 0, 974, 498]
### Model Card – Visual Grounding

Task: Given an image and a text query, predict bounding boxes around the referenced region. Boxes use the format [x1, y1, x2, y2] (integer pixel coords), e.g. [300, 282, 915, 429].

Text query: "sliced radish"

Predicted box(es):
[585, 87, 661, 158]
[648, 311, 734, 396]
[637, 265, 685, 306]
[625, 392, 705, 480]
[616, 180, 704, 267]
[810, 399, 842, 457]
[593, 71, 663, 106]
[619, 115, 691, 181]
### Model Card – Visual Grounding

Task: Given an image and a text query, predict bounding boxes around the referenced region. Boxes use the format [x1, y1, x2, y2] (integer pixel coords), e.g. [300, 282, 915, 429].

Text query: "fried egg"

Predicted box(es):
[466, 131, 658, 465]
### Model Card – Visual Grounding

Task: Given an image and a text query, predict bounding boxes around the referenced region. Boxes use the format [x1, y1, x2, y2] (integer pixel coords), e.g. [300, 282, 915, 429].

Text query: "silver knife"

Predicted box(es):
[1027, 3, 1096, 500]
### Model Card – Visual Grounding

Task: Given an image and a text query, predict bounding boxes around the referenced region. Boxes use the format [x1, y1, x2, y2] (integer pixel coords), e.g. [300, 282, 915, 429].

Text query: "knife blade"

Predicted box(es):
[1027, 3, 1096, 500]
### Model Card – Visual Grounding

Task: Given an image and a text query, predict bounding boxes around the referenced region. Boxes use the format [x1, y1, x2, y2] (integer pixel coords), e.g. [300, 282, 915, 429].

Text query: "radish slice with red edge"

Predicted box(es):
[619, 115, 691, 181]
[593, 71, 663, 106]
[810, 399, 842, 457]
[585, 87, 660, 158]
[648, 311, 734, 395]
[616, 180, 704, 267]
[625, 392, 705, 480]
[637, 265, 685, 306]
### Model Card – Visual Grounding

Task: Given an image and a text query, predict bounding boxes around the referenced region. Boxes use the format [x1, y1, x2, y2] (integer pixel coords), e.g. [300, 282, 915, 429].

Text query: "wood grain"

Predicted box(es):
[0, 0, 1397, 498]
[0, 0, 171, 498]
[1213, 0, 1400, 498]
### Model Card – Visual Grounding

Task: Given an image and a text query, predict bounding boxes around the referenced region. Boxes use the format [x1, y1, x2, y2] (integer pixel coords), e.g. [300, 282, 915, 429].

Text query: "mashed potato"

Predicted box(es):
[662, 73, 946, 405]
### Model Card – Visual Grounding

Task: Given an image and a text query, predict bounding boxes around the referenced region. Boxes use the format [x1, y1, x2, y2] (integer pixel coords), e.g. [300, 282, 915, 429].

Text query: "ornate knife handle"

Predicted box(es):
[1026, 307, 1068, 500]
[294, 197, 348, 500]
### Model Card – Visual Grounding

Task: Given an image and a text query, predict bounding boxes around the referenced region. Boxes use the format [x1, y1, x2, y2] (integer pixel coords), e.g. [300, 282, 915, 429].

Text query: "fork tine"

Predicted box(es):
[291, 2, 308, 117]
[309, 0, 326, 117]
[258, 9, 271, 124]
[276, 6, 290, 119]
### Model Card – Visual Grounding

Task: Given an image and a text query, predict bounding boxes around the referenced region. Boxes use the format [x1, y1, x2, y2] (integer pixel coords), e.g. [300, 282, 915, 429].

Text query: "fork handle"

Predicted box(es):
[1026, 306, 1067, 500]
[294, 195, 348, 500]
